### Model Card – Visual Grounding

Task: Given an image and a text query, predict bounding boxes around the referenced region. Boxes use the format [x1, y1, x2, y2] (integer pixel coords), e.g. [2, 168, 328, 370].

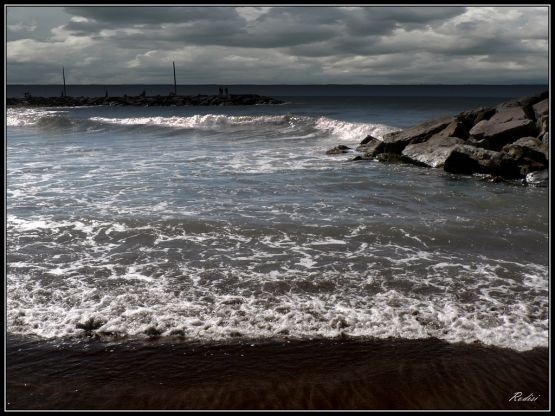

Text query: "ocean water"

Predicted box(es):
[6, 90, 549, 352]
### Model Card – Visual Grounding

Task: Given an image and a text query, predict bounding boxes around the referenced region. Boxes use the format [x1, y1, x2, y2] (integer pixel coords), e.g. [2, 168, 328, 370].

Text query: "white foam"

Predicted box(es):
[89, 114, 294, 130]
[313, 116, 398, 141]
[85, 113, 398, 145]
[7, 108, 67, 127]
[7, 221, 548, 351]
[309, 238, 347, 246]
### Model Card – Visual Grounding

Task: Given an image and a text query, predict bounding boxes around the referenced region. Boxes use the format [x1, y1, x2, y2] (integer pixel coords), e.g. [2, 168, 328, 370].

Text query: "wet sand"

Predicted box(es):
[6, 335, 548, 410]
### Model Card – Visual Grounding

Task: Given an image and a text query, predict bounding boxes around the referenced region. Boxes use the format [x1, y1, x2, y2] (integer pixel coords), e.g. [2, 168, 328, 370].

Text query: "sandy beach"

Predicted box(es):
[6, 335, 548, 410]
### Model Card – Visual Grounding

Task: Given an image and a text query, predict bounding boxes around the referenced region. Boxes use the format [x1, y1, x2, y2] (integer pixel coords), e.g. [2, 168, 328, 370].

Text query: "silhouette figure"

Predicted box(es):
[224, 87, 229, 96]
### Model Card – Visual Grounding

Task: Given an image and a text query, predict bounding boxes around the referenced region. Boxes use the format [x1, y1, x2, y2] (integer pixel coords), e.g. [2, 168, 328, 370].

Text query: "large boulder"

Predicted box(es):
[517, 92, 548, 110]
[532, 98, 549, 119]
[502, 137, 548, 175]
[502, 137, 548, 161]
[443, 145, 521, 178]
[380, 116, 453, 153]
[533, 98, 549, 136]
[488, 106, 529, 124]
[468, 118, 537, 150]
[402, 136, 465, 168]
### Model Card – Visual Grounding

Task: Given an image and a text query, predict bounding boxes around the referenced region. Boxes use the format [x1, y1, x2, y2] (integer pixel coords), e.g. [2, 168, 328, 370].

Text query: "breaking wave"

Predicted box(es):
[8, 108, 398, 142]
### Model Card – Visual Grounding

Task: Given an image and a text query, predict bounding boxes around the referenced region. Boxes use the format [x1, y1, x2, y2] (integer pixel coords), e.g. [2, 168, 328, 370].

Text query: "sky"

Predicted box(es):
[6, 5, 549, 85]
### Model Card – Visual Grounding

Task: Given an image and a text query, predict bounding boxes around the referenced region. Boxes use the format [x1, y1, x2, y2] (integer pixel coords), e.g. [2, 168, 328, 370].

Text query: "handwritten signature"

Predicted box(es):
[509, 392, 540, 402]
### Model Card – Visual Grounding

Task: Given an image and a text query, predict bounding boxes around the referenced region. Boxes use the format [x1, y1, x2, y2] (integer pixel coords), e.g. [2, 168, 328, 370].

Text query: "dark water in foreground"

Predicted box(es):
[6, 336, 548, 410]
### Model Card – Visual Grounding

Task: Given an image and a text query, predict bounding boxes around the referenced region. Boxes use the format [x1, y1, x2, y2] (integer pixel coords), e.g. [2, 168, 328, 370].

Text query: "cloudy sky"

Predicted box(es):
[6, 5, 549, 85]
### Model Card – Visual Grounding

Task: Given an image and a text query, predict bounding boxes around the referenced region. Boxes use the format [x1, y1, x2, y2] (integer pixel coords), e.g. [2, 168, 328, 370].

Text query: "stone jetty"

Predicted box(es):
[331, 91, 549, 186]
[6, 94, 285, 107]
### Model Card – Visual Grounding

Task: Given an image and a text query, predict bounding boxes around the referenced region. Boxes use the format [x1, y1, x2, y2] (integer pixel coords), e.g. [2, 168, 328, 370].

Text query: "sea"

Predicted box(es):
[6, 84, 550, 409]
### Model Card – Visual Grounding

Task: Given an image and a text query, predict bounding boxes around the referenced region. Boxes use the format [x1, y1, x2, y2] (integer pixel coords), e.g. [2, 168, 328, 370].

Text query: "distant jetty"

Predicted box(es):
[6, 94, 285, 107]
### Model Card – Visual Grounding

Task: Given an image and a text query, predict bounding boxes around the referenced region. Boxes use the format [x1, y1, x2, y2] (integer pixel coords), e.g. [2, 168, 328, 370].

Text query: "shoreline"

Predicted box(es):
[7, 335, 549, 410]
[6, 93, 285, 107]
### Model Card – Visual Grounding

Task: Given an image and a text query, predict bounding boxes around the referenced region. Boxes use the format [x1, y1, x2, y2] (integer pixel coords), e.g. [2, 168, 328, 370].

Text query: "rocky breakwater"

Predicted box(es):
[6, 94, 285, 107]
[334, 91, 549, 187]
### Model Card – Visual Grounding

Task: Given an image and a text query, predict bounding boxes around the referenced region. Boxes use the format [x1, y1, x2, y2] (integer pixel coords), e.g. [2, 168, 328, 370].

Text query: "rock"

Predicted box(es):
[402, 136, 465, 168]
[518, 94, 546, 111]
[355, 137, 384, 156]
[502, 136, 548, 161]
[376, 152, 427, 167]
[540, 132, 549, 146]
[457, 107, 495, 128]
[488, 106, 529, 124]
[502, 137, 548, 175]
[468, 120, 497, 138]
[525, 170, 549, 187]
[532, 98, 549, 119]
[326, 91, 548, 184]
[465, 137, 490, 149]
[380, 116, 453, 153]
[537, 115, 549, 135]
[431, 120, 469, 140]
[496, 99, 521, 110]
[326, 145, 351, 155]
[443, 145, 521, 178]
[533, 99, 549, 135]
[469, 118, 537, 150]
[144, 326, 162, 337]
[360, 134, 379, 145]
[76, 317, 105, 332]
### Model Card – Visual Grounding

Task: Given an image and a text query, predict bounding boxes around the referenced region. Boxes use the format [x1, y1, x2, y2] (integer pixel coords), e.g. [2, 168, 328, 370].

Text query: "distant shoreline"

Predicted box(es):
[6, 94, 285, 107]
[6, 84, 548, 98]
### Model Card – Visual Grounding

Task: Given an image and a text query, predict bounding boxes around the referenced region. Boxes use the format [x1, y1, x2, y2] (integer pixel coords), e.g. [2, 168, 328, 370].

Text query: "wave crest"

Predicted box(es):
[8, 109, 399, 142]
[89, 114, 397, 140]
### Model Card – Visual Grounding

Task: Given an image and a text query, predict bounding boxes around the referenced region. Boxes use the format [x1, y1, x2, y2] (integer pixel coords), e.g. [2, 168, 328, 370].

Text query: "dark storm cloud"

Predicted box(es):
[65, 6, 242, 25]
[6, 6, 549, 84]
[61, 6, 468, 49]
[338, 6, 467, 36]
